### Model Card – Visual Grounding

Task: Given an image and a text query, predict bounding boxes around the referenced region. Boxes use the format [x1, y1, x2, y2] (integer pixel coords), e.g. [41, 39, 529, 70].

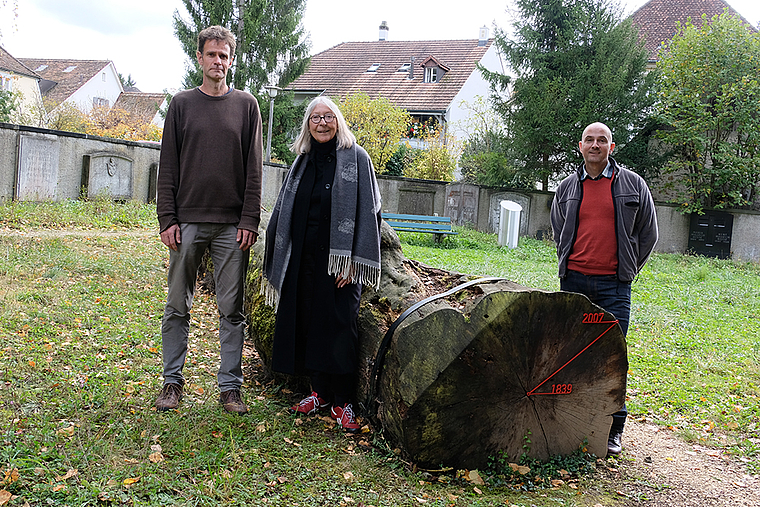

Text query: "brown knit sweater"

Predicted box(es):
[157, 87, 263, 233]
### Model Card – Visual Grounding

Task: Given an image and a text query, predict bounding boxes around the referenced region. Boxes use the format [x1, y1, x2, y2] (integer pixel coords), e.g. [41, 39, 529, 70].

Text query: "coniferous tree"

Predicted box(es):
[481, 0, 656, 189]
[173, 0, 310, 93]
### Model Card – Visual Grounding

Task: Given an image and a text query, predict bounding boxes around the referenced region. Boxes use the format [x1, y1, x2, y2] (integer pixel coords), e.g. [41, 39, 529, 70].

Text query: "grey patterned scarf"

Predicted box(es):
[261, 142, 382, 309]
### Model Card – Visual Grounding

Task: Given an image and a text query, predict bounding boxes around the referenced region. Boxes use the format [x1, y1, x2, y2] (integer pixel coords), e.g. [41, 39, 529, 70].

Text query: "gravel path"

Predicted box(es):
[599, 420, 759, 506]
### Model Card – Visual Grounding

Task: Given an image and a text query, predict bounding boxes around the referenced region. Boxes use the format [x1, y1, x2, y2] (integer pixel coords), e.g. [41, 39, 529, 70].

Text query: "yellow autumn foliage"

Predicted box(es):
[339, 91, 411, 174]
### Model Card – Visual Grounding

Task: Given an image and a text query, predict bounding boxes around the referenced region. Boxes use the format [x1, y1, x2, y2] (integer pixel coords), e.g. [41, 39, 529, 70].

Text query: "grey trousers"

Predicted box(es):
[161, 223, 249, 391]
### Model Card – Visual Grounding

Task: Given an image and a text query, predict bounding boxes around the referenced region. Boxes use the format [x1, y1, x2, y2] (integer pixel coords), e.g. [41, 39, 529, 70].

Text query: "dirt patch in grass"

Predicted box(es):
[598, 421, 759, 506]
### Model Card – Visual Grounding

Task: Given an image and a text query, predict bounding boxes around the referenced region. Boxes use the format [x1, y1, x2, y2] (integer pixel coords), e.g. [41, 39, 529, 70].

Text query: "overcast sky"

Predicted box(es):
[1, 0, 759, 94]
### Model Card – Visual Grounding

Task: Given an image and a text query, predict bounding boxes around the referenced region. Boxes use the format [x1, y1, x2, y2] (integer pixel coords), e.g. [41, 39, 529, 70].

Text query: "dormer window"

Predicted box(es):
[366, 63, 381, 73]
[420, 56, 450, 83]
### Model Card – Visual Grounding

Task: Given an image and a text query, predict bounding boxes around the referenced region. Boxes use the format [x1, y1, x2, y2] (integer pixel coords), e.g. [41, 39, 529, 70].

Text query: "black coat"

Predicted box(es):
[270, 138, 361, 376]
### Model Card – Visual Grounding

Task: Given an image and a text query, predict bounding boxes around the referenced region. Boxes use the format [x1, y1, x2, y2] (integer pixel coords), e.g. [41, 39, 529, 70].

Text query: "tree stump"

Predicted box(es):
[244, 213, 628, 469]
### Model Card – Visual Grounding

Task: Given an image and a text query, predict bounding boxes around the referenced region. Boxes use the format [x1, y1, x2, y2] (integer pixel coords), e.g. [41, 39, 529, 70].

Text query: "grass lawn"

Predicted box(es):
[0, 200, 758, 506]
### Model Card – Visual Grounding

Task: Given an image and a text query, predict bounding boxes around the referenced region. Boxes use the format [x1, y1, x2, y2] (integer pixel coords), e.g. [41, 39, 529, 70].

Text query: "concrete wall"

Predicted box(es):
[1, 122, 160, 202]
[6, 128, 760, 263]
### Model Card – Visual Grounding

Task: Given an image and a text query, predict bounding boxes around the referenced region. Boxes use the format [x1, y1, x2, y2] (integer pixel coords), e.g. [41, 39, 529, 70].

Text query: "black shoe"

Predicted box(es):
[607, 430, 623, 456]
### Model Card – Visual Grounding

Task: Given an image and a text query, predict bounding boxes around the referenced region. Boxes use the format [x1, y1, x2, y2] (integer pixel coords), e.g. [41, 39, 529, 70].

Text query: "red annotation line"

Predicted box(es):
[526, 320, 618, 396]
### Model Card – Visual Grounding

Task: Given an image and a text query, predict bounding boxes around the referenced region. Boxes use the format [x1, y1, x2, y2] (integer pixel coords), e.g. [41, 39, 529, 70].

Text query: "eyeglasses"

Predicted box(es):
[310, 113, 336, 124]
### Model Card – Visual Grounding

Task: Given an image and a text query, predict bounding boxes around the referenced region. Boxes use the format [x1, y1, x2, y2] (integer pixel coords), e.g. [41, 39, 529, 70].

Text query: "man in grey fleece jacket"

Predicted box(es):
[551, 122, 658, 456]
[155, 25, 263, 415]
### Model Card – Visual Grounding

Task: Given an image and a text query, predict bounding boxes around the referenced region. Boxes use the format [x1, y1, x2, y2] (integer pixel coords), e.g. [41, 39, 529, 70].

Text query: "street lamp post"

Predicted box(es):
[264, 85, 280, 163]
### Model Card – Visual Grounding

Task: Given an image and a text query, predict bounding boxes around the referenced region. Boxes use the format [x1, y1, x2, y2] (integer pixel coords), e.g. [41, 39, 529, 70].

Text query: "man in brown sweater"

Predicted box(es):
[155, 25, 263, 414]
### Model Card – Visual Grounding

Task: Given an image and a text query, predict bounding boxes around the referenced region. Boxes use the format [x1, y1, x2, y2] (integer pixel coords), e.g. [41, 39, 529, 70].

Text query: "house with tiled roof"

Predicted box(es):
[18, 58, 123, 113]
[288, 24, 504, 140]
[113, 92, 168, 128]
[631, 0, 756, 69]
[0, 46, 43, 119]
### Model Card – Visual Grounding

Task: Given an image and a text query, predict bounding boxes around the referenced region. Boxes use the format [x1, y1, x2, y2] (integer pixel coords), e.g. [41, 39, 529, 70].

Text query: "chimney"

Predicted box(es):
[478, 25, 489, 46]
[379, 21, 389, 41]
[408, 56, 415, 80]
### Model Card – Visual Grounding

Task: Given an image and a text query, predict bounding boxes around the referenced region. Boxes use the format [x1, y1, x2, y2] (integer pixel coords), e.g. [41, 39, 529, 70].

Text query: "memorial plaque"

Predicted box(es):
[88, 153, 133, 199]
[17, 134, 60, 200]
[688, 211, 733, 259]
[446, 184, 478, 225]
[399, 189, 434, 215]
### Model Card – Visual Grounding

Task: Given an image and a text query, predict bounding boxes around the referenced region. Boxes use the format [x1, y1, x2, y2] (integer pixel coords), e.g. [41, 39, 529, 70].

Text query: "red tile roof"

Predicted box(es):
[0, 46, 39, 78]
[18, 58, 111, 107]
[114, 92, 166, 124]
[631, 0, 755, 61]
[288, 39, 493, 113]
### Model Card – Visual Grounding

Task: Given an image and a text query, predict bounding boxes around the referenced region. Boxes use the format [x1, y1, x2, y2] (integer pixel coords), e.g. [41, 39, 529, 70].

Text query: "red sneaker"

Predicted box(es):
[330, 403, 361, 433]
[290, 392, 330, 415]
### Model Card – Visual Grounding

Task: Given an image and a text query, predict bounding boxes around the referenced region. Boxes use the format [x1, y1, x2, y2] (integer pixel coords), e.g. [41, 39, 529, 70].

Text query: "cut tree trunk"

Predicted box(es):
[243, 213, 628, 469]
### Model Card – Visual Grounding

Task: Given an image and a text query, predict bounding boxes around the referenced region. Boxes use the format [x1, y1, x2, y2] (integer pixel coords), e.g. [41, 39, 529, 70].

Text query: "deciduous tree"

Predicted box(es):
[656, 12, 760, 213]
[481, 0, 656, 189]
[340, 91, 412, 174]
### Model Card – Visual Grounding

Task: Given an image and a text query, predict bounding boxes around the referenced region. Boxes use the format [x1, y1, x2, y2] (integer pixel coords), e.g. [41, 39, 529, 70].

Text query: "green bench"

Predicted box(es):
[381, 213, 458, 243]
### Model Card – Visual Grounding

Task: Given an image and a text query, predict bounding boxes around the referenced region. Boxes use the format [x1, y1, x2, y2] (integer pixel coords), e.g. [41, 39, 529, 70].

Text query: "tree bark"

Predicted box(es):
[244, 213, 627, 469]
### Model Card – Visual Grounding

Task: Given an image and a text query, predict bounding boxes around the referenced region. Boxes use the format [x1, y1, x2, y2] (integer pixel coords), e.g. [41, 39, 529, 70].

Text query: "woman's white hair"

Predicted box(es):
[291, 96, 356, 155]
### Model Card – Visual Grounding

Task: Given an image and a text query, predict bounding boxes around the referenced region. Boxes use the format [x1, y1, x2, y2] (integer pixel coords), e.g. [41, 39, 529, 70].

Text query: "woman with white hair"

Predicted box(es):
[262, 96, 382, 432]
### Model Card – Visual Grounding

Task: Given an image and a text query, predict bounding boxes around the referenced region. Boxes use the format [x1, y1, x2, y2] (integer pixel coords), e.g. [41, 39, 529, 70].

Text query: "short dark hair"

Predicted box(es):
[197, 25, 236, 57]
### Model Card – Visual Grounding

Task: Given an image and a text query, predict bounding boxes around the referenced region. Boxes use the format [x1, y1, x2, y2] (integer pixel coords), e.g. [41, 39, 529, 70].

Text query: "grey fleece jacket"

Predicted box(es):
[550, 157, 659, 283]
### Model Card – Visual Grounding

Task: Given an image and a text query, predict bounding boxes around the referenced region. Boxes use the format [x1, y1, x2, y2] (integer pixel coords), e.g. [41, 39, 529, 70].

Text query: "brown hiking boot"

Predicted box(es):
[220, 389, 248, 414]
[155, 383, 183, 412]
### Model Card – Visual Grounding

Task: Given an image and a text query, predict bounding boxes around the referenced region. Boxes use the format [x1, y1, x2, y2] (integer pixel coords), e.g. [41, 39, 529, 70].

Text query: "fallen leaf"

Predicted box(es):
[150, 444, 162, 453]
[343, 496, 354, 503]
[0, 490, 10, 505]
[1, 469, 19, 485]
[55, 469, 78, 481]
[51, 484, 66, 492]
[551, 479, 564, 487]
[473, 486, 482, 495]
[148, 347, 159, 354]
[466, 470, 484, 485]
[569, 483, 578, 489]
[123, 477, 140, 486]
[446, 493, 458, 501]
[343, 471, 355, 481]
[148, 452, 164, 463]
[56, 426, 75, 437]
[509, 463, 531, 475]
[123, 458, 139, 465]
[212, 431, 223, 438]
[256, 424, 267, 433]
[277, 476, 287, 484]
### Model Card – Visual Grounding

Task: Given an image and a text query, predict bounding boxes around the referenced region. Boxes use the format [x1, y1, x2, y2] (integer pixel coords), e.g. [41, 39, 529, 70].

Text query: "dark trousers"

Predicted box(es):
[560, 269, 630, 433]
